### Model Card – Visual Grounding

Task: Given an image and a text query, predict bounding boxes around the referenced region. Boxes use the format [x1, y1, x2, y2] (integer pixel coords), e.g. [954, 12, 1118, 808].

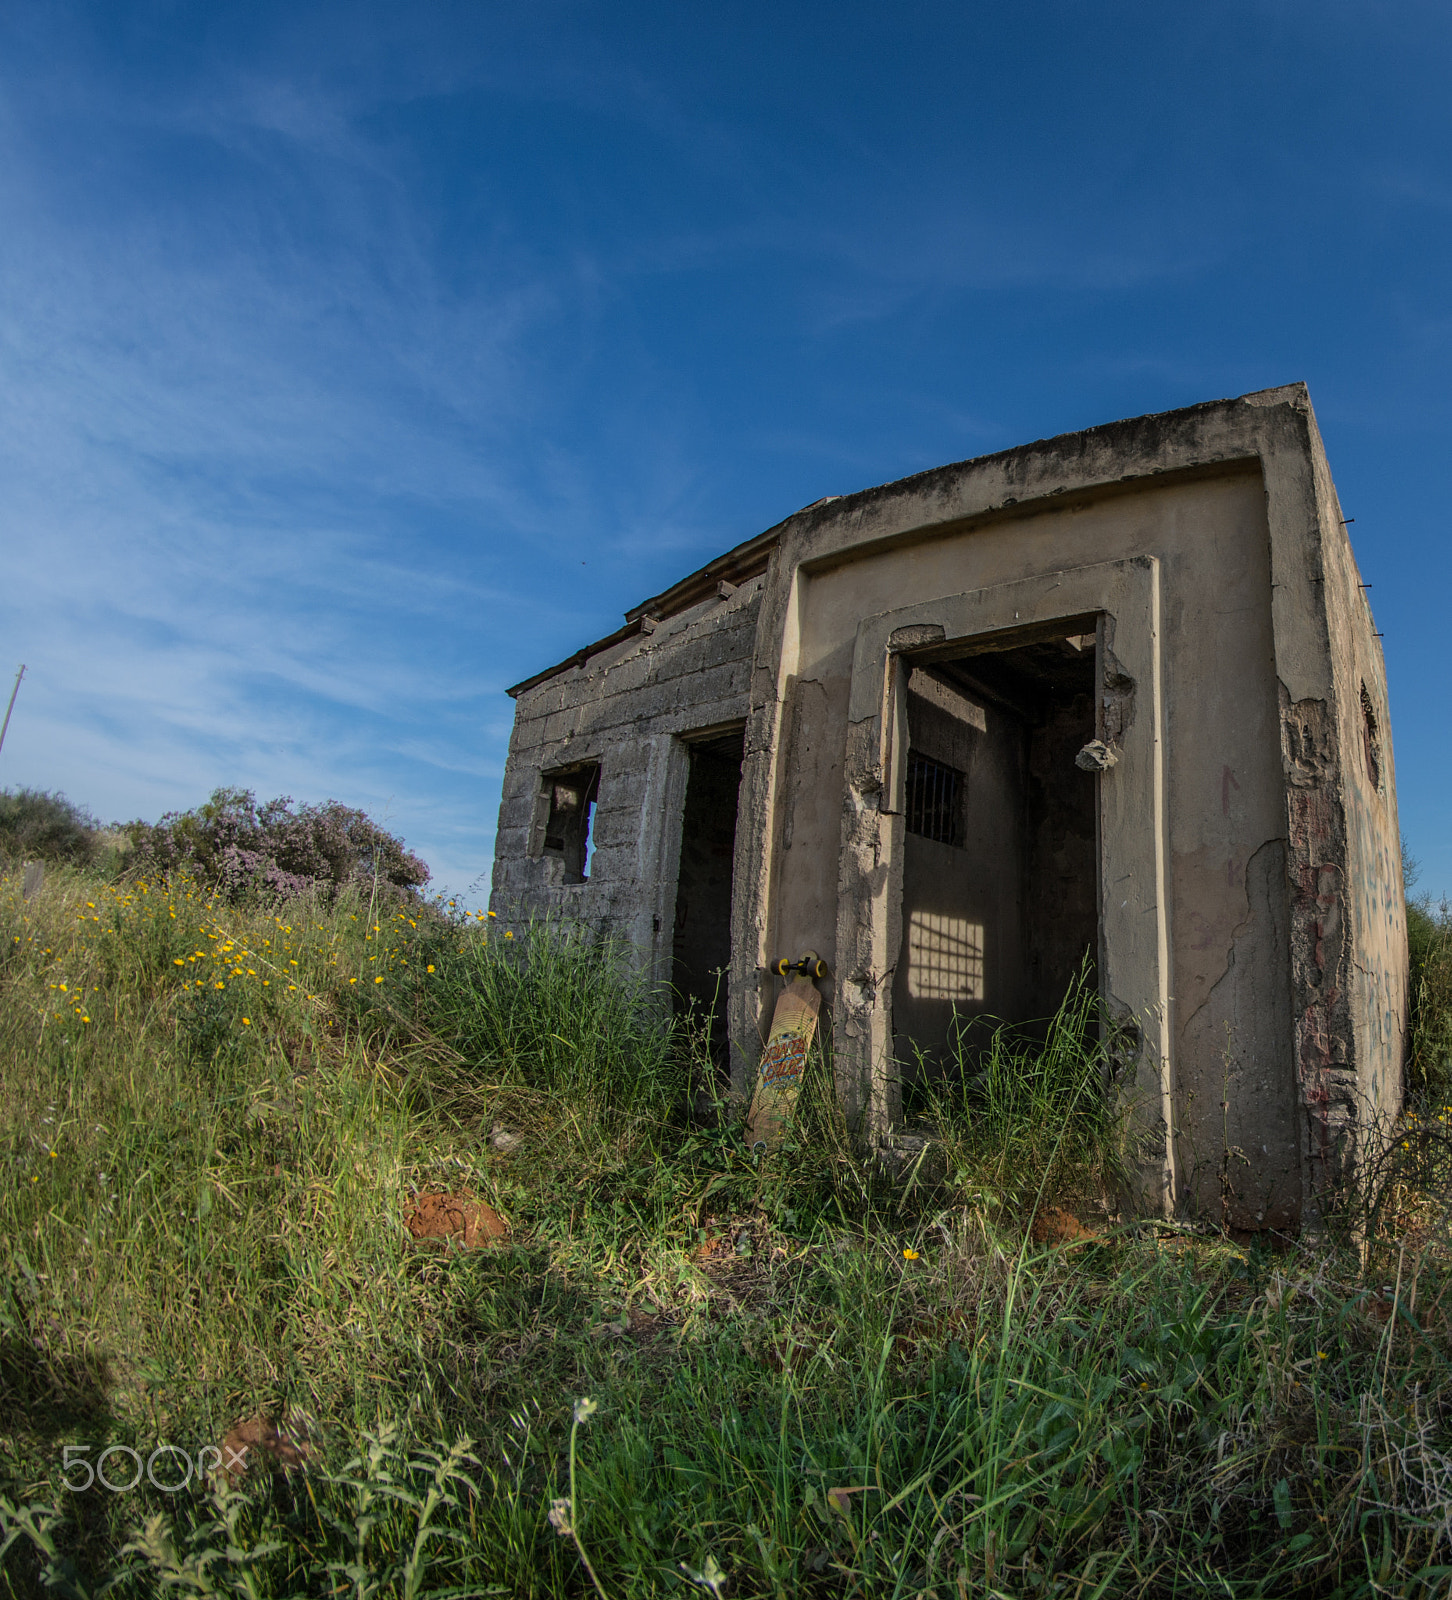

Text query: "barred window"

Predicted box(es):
[905, 751, 962, 846]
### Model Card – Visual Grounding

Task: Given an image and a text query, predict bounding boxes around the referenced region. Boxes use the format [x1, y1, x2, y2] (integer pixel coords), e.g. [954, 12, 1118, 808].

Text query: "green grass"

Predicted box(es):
[4, 866, 1452, 1597]
[1410, 894, 1452, 1095]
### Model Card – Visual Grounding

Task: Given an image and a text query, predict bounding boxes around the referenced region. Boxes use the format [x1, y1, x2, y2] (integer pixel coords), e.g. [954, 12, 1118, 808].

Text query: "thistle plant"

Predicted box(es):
[549, 1397, 607, 1600]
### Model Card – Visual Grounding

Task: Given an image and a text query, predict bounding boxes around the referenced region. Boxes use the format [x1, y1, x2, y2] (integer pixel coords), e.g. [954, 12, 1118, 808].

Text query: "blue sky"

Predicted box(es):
[0, 1, 1448, 901]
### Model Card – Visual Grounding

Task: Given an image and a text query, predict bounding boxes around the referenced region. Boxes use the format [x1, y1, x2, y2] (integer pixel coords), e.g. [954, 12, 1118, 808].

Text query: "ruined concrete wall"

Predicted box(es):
[490, 383, 1405, 1226]
[490, 578, 763, 982]
[1306, 414, 1406, 1180]
[1249, 394, 1406, 1219]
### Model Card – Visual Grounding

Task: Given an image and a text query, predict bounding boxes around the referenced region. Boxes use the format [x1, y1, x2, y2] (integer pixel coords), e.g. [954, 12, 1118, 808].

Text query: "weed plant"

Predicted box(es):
[0, 789, 100, 870]
[4, 866, 1452, 1596]
[923, 964, 1132, 1217]
[1409, 894, 1452, 1095]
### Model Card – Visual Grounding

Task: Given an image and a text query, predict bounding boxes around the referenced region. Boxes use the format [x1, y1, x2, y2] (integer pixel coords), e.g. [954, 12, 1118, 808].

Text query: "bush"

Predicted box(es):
[0, 787, 99, 867]
[126, 787, 429, 904]
[1409, 894, 1452, 1093]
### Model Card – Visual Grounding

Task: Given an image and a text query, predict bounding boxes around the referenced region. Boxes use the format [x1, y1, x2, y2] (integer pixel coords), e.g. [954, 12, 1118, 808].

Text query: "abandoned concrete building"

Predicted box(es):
[490, 384, 1406, 1226]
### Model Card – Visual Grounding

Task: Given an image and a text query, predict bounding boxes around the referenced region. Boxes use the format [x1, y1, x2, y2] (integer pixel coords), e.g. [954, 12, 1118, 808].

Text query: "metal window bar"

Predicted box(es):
[905, 750, 962, 846]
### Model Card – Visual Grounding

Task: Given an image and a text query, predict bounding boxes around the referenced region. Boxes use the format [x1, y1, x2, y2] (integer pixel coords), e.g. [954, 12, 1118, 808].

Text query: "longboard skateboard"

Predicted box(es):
[746, 952, 828, 1153]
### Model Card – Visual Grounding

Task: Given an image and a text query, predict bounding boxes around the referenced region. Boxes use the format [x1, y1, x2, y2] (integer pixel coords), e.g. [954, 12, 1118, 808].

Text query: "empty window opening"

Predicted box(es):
[906, 752, 963, 846]
[671, 727, 745, 1076]
[892, 633, 1101, 1103]
[541, 762, 600, 884]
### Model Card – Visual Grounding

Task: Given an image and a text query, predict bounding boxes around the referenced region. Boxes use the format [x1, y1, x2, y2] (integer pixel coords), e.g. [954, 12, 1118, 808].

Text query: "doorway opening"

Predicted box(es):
[672, 726, 745, 1075]
[891, 629, 1100, 1106]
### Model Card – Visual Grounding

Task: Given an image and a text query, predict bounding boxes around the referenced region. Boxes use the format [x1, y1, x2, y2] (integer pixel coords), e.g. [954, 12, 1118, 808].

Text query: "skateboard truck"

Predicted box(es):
[771, 954, 829, 980]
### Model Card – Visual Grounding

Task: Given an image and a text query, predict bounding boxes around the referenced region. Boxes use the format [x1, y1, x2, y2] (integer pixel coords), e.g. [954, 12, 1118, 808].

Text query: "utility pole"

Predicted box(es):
[0, 664, 25, 763]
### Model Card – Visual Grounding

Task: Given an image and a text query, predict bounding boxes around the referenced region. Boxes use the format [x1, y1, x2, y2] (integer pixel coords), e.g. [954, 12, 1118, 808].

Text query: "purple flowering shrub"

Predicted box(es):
[128, 787, 429, 903]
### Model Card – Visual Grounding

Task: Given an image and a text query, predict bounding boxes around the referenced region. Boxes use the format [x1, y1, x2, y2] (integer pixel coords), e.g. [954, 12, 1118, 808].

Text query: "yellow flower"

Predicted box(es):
[349, 977, 358, 985]
[173, 958, 186, 966]
[241, 1017, 251, 1025]
[374, 975, 384, 984]
[427, 964, 435, 974]
[488, 911, 497, 918]
[505, 931, 514, 940]
[1317, 1350, 1328, 1360]
[903, 1247, 920, 1260]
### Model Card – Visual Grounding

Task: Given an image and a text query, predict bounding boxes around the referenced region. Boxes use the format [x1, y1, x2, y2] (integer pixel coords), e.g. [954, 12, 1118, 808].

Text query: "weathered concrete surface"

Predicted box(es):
[492, 383, 1406, 1227]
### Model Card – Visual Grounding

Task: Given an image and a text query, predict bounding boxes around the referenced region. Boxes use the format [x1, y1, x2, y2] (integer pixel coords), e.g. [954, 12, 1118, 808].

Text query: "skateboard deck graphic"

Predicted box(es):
[746, 953, 826, 1153]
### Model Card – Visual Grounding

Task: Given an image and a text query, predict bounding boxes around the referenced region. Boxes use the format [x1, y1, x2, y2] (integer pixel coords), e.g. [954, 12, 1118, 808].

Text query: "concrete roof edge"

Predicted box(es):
[809, 382, 1310, 522]
[506, 383, 1310, 698]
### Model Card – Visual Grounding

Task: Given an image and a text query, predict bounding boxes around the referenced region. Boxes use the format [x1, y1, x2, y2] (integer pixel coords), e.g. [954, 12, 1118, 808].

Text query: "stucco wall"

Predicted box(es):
[756, 471, 1296, 1214]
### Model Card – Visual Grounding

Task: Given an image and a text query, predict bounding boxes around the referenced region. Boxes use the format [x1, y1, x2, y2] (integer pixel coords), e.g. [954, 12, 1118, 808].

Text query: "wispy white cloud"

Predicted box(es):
[0, 25, 585, 896]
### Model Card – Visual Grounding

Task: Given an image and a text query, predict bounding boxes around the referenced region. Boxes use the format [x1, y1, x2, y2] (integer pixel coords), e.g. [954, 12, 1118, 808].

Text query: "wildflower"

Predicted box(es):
[427, 965, 435, 974]
[505, 931, 514, 940]
[374, 975, 384, 984]
[173, 958, 186, 967]
[1317, 1350, 1328, 1360]
[573, 1396, 599, 1424]
[488, 911, 497, 918]
[349, 978, 358, 985]
[903, 1247, 920, 1260]
[49, 1150, 58, 1159]
[548, 1498, 573, 1536]
[241, 1018, 251, 1026]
